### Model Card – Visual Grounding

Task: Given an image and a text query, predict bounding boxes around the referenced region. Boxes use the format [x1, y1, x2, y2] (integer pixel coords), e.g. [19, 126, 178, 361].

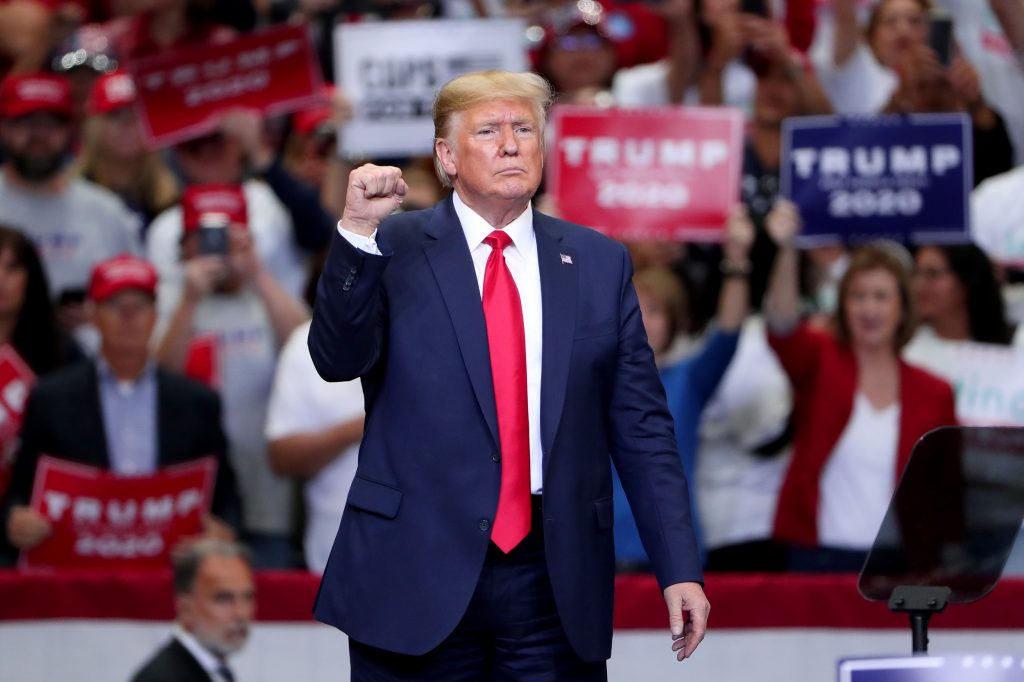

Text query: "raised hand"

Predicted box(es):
[744, 15, 791, 66]
[765, 199, 802, 248]
[723, 203, 755, 265]
[183, 255, 230, 303]
[947, 55, 983, 108]
[341, 164, 409, 237]
[706, 10, 746, 70]
[219, 108, 274, 171]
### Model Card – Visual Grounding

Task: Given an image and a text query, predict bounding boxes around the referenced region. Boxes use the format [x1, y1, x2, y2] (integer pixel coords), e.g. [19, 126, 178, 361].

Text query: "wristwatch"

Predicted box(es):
[719, 259, 752, 278]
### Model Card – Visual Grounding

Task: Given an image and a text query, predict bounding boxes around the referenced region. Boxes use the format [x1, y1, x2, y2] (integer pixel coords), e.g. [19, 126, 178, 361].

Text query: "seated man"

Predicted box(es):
[131, 539, 255, 682]
[1, 254, 241, 558]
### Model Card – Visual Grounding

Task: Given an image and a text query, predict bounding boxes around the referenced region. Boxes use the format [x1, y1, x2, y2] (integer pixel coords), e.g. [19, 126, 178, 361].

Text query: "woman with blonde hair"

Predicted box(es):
[77, 71, 178, 234]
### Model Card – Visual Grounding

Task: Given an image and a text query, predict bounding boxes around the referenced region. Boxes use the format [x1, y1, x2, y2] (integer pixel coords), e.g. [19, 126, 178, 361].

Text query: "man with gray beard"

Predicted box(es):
[0, 73, 139, 333]
[131, 539, 255, 682]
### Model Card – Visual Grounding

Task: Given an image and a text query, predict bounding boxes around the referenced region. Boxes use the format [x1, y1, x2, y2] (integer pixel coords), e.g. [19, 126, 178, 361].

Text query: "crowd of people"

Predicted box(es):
[0, 0, 1021, 579]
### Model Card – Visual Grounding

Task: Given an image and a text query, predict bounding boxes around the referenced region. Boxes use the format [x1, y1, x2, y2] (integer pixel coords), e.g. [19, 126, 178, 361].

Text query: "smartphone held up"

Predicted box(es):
[181, 184, 249, 258]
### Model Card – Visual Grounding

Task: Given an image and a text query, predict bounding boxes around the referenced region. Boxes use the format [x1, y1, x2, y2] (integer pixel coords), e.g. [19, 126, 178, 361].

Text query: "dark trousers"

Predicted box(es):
[349, 498, 607, 682]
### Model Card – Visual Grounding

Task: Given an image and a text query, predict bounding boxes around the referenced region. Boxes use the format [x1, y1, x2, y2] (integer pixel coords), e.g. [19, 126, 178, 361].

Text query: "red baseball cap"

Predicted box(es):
[88, 254, 158, 302]
[0, 73, 73, 119]
[292, 85, 337, 136]
[181, 184, 248, 235]
[88, 71, 137, 115]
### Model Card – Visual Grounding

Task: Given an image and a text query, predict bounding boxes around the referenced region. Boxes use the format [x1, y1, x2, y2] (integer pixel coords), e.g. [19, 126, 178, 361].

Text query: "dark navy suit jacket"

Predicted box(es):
[308, 196, 701, 662]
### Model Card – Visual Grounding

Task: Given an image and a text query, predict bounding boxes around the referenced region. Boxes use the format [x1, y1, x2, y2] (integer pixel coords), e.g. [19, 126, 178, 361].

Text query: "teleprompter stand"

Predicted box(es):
[887, 585, 950, 654]
[858, 426, 1024, 656]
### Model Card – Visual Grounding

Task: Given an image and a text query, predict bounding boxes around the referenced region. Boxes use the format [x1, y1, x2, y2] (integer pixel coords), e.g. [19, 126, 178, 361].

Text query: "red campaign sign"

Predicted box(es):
[183, 334, 220, 389]
[548, 106, 745, 242]
[0, 345, 35, 500]
[22, 456, 216, 569]
[130, 24, 324, 148]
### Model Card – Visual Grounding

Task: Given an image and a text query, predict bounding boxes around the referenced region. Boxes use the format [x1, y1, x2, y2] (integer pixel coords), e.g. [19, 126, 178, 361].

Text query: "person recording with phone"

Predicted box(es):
[614, 0, 829, 115]
[821, 0, 1013, 184]
[154, 195, 309, 569]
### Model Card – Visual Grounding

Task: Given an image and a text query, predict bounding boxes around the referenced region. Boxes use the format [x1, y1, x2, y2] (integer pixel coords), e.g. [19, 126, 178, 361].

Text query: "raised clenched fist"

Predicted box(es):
[341, 164, 409, 237]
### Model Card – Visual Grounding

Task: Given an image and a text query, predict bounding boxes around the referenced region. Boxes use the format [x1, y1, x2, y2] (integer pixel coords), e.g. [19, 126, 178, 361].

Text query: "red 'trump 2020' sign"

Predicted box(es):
[549, 106, 745, 242]
[23, 457, 216, 569]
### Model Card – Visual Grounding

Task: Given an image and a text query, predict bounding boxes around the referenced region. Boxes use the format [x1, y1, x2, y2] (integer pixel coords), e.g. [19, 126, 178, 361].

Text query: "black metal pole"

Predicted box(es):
[910, 612, 931, 654]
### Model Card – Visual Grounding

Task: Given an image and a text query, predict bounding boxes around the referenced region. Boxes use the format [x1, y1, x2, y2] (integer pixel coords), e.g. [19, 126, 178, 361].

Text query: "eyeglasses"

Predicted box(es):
[552, 33, 606, 52]
[912, 266, 952, 280]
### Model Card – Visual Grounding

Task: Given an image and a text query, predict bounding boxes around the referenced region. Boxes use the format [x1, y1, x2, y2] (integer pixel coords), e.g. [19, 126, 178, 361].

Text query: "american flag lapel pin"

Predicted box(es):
[560, 253, 573, 265]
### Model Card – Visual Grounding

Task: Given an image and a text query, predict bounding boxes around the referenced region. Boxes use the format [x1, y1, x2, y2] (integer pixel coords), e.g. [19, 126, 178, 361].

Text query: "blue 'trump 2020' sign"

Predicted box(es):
[781, 114, 973, 248]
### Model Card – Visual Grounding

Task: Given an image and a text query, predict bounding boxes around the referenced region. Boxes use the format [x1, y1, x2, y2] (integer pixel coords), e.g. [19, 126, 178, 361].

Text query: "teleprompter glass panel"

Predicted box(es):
[859, 426, 1024, 603]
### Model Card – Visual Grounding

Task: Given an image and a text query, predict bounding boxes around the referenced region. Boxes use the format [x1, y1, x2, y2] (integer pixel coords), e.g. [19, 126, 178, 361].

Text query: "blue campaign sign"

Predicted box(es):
[781, 114, 973, 248]
[840, 655, 1024, 682]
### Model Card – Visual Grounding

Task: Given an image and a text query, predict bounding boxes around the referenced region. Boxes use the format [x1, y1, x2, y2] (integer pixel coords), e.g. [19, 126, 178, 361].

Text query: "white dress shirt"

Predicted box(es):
[174, 625, 235, 682]
[337, 193, 545, 492]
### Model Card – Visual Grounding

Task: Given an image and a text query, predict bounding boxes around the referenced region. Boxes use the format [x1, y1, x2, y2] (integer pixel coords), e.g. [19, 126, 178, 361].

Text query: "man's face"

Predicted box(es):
[91, 289, 157, 357]
[0, 113, 71, 182]
[436, 98, 543, 217]
[177, 555, 255, 658]
[173, 133, 244, 186]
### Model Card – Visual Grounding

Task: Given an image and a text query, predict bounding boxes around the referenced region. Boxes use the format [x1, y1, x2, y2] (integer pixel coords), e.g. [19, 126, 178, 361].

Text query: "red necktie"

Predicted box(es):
[482, 230, 531, 553]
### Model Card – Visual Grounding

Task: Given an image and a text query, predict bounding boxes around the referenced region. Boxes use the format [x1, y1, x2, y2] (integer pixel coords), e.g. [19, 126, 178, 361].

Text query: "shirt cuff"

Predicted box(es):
[337, 221, 382, 256]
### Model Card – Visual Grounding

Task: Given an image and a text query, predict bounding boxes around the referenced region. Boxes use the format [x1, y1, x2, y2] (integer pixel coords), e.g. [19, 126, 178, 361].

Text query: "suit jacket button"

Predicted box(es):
[490, 451, 500, 463]
[478, 519, 490, 532]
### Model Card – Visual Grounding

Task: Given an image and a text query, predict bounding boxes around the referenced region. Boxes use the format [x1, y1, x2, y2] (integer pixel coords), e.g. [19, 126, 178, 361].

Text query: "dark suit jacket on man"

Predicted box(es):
[308, 196, 702, 662]
[130, 637, 215, 682]
[2, 361, 241, 530]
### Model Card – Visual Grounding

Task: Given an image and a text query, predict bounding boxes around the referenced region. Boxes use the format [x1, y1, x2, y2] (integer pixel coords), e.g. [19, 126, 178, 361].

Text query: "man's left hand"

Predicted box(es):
[664, 581, 710, 661]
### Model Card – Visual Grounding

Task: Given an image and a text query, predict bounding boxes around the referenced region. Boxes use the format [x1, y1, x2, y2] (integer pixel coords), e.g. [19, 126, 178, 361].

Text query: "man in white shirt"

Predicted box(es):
[130, 539, 254, 682]
[309, 70, 708, 681]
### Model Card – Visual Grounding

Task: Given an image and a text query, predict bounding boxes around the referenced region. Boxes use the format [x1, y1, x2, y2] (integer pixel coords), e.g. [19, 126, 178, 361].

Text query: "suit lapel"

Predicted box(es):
[168, 638, 218, 681]
[423, 197, 500, 448]
[155, 371, 176, 466]
[534, 212, 577, 458]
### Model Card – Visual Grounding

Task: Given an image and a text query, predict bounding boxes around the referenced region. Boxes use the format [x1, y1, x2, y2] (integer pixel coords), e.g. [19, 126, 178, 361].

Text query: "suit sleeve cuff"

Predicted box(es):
[337, 221, 382, 255]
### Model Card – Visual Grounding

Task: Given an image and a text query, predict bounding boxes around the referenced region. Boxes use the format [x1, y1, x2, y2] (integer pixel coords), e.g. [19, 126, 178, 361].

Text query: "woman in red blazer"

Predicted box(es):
[762, 201, 957, 571]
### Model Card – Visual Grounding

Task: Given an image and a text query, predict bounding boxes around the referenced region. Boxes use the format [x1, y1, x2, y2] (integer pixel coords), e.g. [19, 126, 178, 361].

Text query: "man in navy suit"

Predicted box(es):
[309, 70, 709, 680]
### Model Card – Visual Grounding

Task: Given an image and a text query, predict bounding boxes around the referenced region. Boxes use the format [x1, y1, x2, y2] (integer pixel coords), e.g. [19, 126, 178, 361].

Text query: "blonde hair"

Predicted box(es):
[431, 71, 553, 187]
[76, 115, 180, 217]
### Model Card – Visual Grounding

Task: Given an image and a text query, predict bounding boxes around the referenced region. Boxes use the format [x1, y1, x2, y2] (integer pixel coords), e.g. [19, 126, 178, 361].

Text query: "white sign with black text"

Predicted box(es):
[334, 18, 528, 158]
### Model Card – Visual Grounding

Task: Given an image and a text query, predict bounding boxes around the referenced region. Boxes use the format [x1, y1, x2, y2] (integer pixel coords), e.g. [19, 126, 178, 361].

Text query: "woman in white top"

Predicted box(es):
[762, 200, 957, 571]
